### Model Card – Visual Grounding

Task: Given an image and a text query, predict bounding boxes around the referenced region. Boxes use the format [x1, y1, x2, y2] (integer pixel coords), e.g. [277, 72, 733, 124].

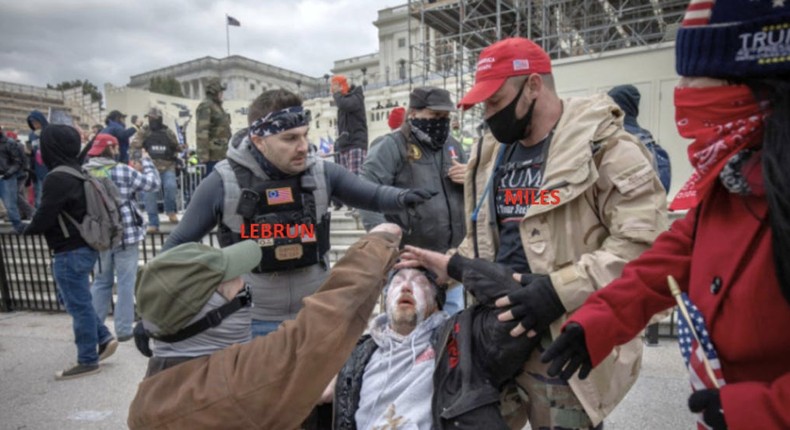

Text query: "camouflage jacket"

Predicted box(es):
[195, 97, 231, 162]
[131, 125, 181, 172]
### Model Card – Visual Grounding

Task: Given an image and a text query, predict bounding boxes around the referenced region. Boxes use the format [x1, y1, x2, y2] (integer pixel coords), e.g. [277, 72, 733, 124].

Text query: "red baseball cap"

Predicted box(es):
[458, 38, 552, 110]
[87, 133, 119, 156]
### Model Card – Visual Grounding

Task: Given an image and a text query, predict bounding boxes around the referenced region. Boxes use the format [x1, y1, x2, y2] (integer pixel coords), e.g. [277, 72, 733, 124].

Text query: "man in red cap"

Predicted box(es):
[398, 37, 668, 428]
[85, 134, 160, 343]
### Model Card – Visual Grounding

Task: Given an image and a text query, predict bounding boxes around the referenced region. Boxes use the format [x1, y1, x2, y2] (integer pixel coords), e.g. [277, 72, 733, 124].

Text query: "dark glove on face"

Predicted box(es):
[460, 258, 522, 305]
[688, 389, 727, 430]
[503, 273, 565, 336]
[398, 188, 437, 208]
[133, 321, 153, 358]
[540, 323, 592, 380]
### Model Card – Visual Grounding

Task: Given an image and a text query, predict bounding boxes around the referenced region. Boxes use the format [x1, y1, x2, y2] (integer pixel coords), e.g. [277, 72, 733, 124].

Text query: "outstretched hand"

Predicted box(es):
[369, 222, 403, 240]
[399, 188, 437, 208]
[540, 323, 592, 380]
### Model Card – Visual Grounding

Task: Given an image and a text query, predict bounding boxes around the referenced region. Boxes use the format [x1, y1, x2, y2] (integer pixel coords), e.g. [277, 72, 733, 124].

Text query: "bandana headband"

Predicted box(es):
[249, 106, 309, 137]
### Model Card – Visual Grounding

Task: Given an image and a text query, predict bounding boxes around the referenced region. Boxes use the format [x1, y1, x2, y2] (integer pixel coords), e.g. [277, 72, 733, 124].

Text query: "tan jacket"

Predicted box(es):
[456, 94, 669, 425]
[127, 231, 400, 430]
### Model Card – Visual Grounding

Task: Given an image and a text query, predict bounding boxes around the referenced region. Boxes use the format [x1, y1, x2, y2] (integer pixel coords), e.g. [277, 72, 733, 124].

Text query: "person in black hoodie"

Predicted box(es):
[23, 125, 118, 380]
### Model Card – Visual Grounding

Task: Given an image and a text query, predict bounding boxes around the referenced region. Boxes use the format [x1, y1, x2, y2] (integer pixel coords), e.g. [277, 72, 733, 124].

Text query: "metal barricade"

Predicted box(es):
[0, 230, 347, 313]
[143, 164, 207, 215]
[0, 231, 219, 312]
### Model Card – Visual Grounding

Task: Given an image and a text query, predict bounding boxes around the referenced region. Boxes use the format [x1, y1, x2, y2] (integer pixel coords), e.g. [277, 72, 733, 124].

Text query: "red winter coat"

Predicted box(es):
[567, 162, 790, 430]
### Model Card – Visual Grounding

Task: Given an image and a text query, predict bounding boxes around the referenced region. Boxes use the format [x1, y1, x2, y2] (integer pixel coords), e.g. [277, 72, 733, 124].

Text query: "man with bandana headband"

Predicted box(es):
[541, 2, 790, 429]
[160, 89, 433, 340]
[398, 37, 668, 429]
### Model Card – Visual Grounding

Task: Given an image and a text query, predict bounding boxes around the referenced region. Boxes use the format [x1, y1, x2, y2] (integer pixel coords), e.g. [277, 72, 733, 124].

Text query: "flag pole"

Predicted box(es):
[667, 276, 720, 388]
[225, 14, 230, 57]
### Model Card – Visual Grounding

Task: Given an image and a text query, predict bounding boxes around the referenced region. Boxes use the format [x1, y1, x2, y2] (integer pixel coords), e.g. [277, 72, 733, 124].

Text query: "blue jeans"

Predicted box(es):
[0, 176, 22, 231]
[251, 319, 283, 338]
[91, 245, 139, 339]
[443, 284, 466, 316]
[144, 169, 177, 227]
[52, 247, 112, 365]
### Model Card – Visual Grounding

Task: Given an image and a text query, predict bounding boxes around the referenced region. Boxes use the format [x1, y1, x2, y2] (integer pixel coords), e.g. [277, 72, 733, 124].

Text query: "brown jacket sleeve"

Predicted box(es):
[127, 231, 400, 430]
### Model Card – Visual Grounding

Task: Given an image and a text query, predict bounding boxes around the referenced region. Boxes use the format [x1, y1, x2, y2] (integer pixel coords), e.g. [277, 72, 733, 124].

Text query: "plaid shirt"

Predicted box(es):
[86, 157, 161, 246]
[337, 148, 367, 175]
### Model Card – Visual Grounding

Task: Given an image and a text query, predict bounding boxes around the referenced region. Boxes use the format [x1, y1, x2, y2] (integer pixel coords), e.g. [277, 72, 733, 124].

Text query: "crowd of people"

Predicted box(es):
[3, 2, 788, 429]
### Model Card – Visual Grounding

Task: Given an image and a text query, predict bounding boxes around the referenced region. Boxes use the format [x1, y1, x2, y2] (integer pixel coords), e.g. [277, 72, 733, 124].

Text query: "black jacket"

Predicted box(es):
[23, 125, 89, 253]
[0, 134, 24, 179]
[333, 86, 368, 152]
[361, 128, 466, 252]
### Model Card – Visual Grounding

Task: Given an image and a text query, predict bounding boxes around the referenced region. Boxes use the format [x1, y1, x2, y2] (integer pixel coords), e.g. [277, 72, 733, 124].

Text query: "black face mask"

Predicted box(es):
[485, 82, 536, 145]
[410, 117, 450, 150]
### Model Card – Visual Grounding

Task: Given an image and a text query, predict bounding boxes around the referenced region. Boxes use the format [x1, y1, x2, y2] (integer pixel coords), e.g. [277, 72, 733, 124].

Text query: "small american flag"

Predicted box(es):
[512, 59, 530, 71]
[266, 188, 293, 205]
[681, 0, 714, 27]
[449, 146, 458, 160]
[676, 292, 726, 429]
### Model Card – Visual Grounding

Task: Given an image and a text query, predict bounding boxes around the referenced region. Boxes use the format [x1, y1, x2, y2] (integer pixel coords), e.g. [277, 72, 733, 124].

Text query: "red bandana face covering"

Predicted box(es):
[670, 85, 767, 211]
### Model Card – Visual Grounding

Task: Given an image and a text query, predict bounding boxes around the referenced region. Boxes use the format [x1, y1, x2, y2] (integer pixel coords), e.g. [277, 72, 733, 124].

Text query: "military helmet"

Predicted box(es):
[205, 77, 227, 96]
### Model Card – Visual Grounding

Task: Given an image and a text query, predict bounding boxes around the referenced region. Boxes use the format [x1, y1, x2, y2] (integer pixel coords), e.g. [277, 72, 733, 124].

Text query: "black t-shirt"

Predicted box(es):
[493, 137, 549, 273]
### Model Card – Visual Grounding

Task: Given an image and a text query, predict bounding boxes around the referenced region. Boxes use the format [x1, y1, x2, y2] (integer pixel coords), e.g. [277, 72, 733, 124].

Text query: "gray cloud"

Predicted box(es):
[0, 0, 398, 88]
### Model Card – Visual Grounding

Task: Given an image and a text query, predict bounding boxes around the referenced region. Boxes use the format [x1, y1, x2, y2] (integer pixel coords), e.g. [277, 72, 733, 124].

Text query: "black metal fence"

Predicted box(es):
[0, 232, 216, 312]
[0, 231, 349, 313]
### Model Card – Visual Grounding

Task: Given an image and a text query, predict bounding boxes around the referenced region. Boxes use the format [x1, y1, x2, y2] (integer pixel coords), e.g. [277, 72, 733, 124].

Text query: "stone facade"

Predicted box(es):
[128, 55, 323, 101]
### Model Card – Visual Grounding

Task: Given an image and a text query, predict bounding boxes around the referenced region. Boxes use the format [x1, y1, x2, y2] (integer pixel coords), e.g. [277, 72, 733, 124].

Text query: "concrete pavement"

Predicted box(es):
[0, 311, 695, 429]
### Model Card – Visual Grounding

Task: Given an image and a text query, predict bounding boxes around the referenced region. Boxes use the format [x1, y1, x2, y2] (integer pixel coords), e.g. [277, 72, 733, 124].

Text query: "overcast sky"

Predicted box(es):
[0, 0, 401, 89]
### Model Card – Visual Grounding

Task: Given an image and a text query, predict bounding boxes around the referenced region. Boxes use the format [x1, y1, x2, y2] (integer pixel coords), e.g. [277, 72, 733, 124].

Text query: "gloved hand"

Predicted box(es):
[398, 188, 437, 208]
[495, 274, 565, 337]
[688, 389, 727, 430]
[133, 321, 153, 358]
[540, 323, 593, 380]
[459, 258, 522, 306]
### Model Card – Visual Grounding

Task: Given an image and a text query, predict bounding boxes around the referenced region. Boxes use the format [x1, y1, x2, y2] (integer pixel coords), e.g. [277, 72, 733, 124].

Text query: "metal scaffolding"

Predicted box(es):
[407, 0, 688, 122]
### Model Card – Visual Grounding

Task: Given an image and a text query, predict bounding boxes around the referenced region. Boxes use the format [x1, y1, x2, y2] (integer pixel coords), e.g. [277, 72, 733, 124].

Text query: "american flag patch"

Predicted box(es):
[266, 188, 294, 205]
[513, 59, 530, 71]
